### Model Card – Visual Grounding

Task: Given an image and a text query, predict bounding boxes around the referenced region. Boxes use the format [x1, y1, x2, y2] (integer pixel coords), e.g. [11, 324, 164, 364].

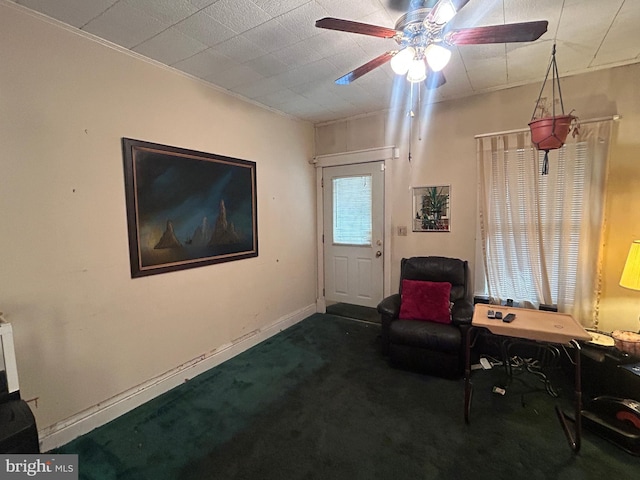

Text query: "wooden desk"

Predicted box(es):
[465, 304, 591, 452]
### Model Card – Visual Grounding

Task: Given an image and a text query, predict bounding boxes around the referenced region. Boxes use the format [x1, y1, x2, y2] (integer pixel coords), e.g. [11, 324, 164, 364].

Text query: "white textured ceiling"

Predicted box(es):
[10, 0, 640, 124]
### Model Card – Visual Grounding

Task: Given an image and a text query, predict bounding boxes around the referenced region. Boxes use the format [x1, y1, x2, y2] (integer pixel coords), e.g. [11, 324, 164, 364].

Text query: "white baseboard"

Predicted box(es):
[38, 303, 317, 452]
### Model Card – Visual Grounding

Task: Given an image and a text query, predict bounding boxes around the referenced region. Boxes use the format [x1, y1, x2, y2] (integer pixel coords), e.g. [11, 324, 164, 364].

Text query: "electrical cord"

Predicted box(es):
[507, 355, 559, 398]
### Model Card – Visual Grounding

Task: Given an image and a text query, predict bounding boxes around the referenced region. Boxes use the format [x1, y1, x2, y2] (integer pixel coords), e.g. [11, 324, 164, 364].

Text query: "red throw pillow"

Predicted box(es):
[399, 280, 452, 323]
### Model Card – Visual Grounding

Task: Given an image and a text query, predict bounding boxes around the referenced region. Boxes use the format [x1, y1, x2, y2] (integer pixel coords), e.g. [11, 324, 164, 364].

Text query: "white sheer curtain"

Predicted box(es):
[476, 120, 611, 326]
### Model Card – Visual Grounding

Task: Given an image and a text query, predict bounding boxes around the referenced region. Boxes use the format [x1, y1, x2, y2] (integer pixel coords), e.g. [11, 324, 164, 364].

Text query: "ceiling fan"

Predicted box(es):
[315, 0, 548, 88]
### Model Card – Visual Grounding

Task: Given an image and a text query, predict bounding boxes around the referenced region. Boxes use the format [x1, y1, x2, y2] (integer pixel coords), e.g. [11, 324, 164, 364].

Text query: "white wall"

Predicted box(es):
[316, 62, 640, 333]
[0, 3, 317, 439]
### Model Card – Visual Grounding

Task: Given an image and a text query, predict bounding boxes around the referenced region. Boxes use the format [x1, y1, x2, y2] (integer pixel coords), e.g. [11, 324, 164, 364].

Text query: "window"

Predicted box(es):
[477, 120, 611, 323]
[332, 175, 372, 245]
[485, 146, 584, 306]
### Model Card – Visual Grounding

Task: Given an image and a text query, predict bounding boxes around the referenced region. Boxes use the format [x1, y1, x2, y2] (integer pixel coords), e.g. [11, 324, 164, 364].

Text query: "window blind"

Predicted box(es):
[332, 175, 372, 246]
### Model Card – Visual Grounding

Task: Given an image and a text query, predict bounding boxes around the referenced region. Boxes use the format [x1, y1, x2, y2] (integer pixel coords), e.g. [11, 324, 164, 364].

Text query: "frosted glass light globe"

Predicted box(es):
[425, 44, 451, 72]
[406, 58, 427, 83]
[390, 47, 416, 75]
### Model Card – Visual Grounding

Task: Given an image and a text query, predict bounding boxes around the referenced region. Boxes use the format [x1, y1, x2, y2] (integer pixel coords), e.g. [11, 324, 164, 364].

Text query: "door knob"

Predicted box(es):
[376, 251, 382, 257]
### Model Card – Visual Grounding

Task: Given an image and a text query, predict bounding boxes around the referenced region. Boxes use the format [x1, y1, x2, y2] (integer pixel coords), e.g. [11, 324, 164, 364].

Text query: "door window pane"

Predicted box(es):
[333, 175, 372, 245]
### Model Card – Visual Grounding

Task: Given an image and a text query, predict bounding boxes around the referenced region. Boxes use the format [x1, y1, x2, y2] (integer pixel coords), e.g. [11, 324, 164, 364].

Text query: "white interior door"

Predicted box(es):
[323, 162, 384, 308]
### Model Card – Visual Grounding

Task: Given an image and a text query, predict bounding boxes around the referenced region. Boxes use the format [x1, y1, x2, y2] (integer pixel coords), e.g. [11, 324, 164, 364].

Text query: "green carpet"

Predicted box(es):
[55, 314, 639, 479]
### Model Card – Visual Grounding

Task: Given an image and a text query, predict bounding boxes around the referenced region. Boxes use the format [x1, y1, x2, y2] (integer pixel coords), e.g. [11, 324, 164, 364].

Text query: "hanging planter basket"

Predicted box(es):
[529, 114, 575, 151]
[528, 44, 578, 174]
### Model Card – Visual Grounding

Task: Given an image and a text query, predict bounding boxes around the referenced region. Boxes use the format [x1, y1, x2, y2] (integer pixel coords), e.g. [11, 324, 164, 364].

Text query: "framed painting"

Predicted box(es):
[122, 138, 258, 277]
[412, 185, 450, 232]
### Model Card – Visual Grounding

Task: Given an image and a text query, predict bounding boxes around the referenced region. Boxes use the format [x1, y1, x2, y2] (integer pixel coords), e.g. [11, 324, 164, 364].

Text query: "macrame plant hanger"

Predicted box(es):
[529, 43, 575, 175]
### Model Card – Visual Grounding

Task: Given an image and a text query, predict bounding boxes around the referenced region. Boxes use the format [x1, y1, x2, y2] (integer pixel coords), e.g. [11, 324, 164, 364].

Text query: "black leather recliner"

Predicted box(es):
[377, 256, 474, 378]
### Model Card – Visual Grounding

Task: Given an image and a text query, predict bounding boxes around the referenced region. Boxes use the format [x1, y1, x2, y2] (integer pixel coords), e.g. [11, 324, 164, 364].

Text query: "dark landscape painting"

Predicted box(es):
[122, 138, 257, 277]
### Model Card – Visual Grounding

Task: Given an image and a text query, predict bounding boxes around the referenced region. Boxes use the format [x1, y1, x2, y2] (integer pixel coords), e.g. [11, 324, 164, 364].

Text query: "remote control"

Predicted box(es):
[502, 313, 516, 323]
[494, 311, 503, 320]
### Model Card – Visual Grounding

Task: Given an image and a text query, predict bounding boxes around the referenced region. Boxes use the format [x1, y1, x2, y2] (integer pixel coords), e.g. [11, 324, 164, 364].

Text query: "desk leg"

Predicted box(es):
[464, 326, 473, 424]
[555, 339, 582, 453]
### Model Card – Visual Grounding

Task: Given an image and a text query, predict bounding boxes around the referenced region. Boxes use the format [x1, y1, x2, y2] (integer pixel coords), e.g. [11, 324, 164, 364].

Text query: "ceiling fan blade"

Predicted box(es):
[425, 71, 446, 90]
[426, 0, 472, 25]
[316, 17, 397, 39]
[451, 0, 472, 12]
[444, 20, 548, 45]
[335, 51, 395, 85]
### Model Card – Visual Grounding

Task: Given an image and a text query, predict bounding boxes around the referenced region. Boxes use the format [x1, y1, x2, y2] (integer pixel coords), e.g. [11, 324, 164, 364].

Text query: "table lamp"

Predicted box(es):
[617, 240, 640, 351]
[620, 240, 640, 329]
[620, 240, 640, 292]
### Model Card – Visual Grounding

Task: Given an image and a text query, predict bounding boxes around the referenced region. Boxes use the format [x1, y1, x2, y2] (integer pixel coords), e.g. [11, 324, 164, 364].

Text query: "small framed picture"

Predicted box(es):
[412, 185, 450, 232]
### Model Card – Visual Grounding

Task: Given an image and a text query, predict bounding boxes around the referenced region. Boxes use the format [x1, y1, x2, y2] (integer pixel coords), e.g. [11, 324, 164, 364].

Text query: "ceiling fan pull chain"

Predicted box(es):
[418, 81, 422, 141]
[407, 82, 417, 162]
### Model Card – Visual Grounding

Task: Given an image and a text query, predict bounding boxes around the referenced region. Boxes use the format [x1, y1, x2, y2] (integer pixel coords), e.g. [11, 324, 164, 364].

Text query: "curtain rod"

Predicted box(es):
[474, 114, 621, 139]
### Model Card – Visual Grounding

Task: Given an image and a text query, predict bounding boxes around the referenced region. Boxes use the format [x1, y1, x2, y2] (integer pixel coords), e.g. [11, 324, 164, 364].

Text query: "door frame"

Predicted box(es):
[313, 146, 399, 312]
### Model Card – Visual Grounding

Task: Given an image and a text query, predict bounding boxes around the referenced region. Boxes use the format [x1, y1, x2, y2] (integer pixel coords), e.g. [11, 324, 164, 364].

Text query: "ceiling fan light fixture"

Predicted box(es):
[425, 43, 451, 72]
[427, 0, 457, 25]
[316, 4, 548, 86]
[390, 47, 416, 75]
[407, 58, 427, 83]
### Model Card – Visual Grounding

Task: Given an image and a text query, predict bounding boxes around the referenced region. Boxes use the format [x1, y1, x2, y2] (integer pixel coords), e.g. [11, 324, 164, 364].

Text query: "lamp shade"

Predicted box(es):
[425, 44, 452, 72]
[406, 58, 427, 83]
[620, 240, 640, 291]
[390, 47, 415, 75]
